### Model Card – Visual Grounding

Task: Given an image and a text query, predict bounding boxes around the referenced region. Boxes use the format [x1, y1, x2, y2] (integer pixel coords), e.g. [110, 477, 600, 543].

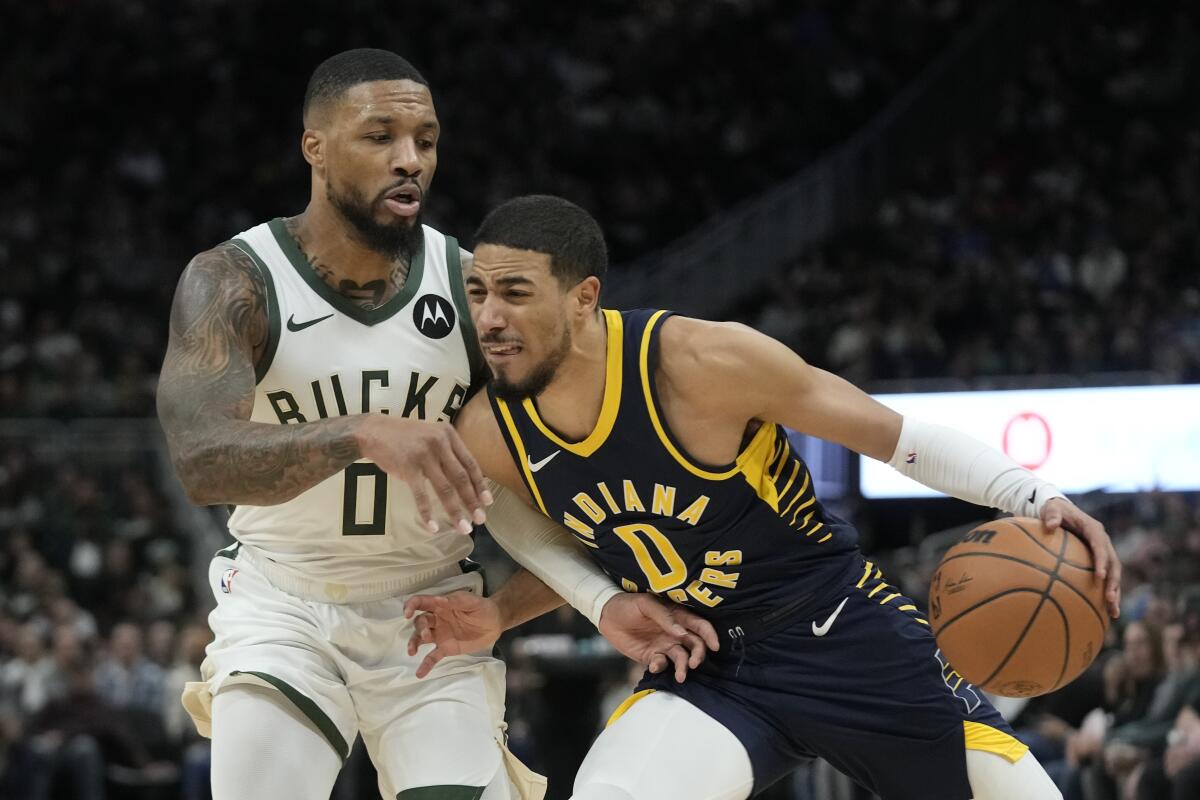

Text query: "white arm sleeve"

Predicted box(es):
[483, 481, 621, 629]
[886, 416, 1066, 517]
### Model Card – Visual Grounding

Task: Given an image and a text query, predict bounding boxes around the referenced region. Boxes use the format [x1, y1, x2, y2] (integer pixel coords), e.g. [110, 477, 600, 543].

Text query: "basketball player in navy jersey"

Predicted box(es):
[404, 195, 1123, 800]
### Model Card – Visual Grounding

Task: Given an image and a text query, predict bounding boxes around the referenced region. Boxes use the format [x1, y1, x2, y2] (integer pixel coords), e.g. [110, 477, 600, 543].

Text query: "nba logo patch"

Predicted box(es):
[905, 450, 918, 464]
[220, 568, 239, 594]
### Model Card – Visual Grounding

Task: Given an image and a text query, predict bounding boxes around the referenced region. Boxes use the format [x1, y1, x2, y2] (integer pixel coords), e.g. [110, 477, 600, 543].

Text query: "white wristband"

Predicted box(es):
[886, 417, 1066, 517]
[483, 481, 621, 628]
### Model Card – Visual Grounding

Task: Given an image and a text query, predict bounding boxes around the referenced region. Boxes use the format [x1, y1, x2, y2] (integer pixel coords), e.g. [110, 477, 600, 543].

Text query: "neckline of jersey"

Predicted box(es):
[267, 217, 427, 327]
[521, 309, 623, 457]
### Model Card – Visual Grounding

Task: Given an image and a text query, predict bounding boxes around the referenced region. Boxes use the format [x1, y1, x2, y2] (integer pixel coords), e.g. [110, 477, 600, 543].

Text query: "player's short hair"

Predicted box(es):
[303, 48, 427, 125]
[473, 195, 608, 289]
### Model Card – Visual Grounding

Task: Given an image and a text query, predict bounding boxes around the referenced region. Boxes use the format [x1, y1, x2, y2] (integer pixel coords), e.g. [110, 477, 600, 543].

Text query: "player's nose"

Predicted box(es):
[389, 138, 422, 176]
[474, 294, 507, 332]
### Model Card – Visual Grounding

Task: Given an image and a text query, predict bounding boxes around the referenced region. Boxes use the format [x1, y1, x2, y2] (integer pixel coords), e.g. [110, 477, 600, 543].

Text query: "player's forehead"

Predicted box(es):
[335, 79, 437, 126]
[469, 244, 554, 282]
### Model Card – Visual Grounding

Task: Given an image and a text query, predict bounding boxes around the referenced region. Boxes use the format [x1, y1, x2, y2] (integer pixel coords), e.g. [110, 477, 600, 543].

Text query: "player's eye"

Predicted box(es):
[418, 139, 435, 150]
[367, 133, 390, 143]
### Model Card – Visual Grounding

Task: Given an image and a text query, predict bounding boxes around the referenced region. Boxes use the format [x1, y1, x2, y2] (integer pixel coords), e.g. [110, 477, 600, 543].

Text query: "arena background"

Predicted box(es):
[2, 1, 1199, 798]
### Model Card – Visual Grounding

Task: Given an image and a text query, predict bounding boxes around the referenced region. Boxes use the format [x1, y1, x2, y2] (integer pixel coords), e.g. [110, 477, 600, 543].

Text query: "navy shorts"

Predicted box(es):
[637, 558, 1025, 799]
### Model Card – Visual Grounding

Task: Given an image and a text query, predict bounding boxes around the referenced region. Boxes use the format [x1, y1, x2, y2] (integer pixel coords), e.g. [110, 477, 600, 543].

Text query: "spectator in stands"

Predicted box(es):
[95, 622, 166, 715]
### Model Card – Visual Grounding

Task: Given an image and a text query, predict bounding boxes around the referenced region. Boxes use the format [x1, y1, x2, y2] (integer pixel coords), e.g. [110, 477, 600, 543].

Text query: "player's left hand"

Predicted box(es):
[1041, 497, 1121, 619]
[404, 590, 501, 678]
[598, 593, 720, 684]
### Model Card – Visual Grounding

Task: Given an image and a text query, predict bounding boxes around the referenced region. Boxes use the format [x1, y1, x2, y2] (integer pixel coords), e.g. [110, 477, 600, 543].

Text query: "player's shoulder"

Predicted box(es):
[454, 388, 530, 494]
[657, 314, 764, 378]
[180, 239, 264, 294]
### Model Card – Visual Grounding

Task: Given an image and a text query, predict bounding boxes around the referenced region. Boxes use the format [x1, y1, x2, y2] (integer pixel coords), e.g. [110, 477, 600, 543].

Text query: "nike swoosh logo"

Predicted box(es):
[812, 596, 849, 637]
[1027, 488, 1037, 506]
[526, 450, 561, 473]
[287, 313, 334, 332]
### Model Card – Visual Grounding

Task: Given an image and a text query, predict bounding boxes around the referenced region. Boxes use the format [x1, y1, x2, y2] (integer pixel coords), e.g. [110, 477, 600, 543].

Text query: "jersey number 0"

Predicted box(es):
[343, 463, 387, 535]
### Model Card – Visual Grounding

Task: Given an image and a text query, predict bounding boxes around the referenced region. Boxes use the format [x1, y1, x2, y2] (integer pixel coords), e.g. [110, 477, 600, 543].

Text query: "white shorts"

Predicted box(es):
[189, 542, 519, 796]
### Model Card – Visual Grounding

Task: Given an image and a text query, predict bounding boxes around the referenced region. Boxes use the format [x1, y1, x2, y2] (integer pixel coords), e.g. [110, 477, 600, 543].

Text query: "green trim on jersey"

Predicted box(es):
[267, 217, 426, 327]
[229, 670, 349, 762]
[445, 238, 486, 389]
[396, 786, 485, 800]
[231, 238, 281, 383]
[214, 541, 242, 559]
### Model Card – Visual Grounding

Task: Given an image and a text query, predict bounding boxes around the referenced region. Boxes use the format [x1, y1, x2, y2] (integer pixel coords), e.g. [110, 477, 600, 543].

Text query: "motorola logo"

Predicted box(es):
[413, 294, 456, 339]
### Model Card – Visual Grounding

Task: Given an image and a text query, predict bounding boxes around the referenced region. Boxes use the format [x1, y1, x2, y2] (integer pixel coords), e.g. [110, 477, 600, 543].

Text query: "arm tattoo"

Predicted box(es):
[156, 242, 363, 506]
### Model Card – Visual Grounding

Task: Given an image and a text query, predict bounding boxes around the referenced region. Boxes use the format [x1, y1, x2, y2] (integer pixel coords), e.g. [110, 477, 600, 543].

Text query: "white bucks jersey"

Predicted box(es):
[225, 218, 485, 587]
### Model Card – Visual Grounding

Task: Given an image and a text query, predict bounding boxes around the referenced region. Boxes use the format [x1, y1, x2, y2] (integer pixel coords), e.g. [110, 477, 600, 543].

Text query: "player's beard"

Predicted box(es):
[489, 322, 572, 402]
[327, 179, 424, 263]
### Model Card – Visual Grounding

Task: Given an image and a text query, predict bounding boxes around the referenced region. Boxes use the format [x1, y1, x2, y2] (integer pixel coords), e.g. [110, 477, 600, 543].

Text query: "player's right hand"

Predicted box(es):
[404, 590, 503, 678]
[357, 415, 492, 534]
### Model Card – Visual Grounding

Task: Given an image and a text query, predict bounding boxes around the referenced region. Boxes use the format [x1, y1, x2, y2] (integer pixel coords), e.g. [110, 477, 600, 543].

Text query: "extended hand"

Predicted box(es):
[598, 593, 720, 683]
[404, 590, 502, 678]
[359, 416, 492, 535]
[1041, 497, 1121, 618]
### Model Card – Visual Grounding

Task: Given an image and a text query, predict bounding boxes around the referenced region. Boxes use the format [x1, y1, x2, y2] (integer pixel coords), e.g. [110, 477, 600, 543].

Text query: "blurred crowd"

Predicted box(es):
[0, 0, 972, 417]
[746, 0, 1200, 387]
[3, 0, 1200, 798]
[0, 442, 208, 799]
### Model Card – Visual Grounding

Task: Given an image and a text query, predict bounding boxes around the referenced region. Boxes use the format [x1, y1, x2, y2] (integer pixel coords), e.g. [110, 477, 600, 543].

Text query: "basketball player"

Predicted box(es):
[157, 52, 716, 800]
[405, 195, 1124, 800]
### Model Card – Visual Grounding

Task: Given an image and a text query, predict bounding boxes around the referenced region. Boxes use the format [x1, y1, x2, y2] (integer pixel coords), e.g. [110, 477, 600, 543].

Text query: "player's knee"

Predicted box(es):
[571, 782, 637, 800]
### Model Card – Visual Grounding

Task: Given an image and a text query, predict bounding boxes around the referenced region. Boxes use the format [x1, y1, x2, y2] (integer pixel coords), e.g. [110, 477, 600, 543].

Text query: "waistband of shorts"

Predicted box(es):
[229, 542, 466, 604]
[709, 557, 864, 650]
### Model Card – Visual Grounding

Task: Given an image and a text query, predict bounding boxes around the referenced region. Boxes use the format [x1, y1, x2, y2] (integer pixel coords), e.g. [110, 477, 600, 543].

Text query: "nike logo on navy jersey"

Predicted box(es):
[527, 450, 561, 473]
[812, 596, 849, 636]
[287, 313, 333, 332]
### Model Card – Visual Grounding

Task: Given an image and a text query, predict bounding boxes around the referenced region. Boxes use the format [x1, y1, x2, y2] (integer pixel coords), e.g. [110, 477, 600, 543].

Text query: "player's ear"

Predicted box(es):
[573, 276, 601, 317]
[301, 129, 325, 171]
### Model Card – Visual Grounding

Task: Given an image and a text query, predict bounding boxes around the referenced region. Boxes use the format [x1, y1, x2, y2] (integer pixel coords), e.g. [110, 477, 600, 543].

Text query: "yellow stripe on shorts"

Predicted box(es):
[606, 689, 656, 728]
[963, 721, 1029, 763]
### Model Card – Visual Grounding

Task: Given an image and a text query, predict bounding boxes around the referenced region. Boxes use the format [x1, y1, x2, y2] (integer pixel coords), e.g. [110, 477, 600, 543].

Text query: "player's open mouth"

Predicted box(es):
[484, 343, 522, 360]
[384, 185, 421, 217]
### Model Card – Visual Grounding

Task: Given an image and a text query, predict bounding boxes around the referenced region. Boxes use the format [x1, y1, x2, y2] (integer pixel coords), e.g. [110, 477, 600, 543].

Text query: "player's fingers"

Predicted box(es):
[648, 653, 667, 674]
[674, 611, 720, 652]
[407, 614, 433, 656]
[404, 594, 449, 618]
[446, 429, 492, 518]
[636, 596, 688, 639]
[665, 643, 691, 683]
[435, 437, 484, 531]
[1106, 544, 1123, 618]
[415, 646, 446, 680]
[406, 477, 438, 534]
[678, 631, 707, 668]
[423, 458, 473, 535]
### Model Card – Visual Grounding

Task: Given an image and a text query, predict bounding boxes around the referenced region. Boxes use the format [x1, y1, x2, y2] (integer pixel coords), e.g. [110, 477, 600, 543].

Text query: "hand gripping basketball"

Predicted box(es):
[929, 516, 1112, 697]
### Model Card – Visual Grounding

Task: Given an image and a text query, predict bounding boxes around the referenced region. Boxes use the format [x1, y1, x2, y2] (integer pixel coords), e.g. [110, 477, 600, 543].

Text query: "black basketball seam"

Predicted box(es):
[938, 552, 1107, 629]
[933, 587, 1046, 636]
[1044, 595, 1070, 691]
[978, 526, 1069, 686]
[1011, 519, 1096, 571]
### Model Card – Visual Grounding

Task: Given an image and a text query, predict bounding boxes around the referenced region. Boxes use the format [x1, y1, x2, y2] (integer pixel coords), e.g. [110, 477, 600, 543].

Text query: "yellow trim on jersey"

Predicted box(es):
[606, 689, 656, 728]
[963, 721, 1029, 764]
[495, 398, 549, 515]
[734, 425, 783, 511]
[523, 309, 623, 457]
[639, 310, 739, 479]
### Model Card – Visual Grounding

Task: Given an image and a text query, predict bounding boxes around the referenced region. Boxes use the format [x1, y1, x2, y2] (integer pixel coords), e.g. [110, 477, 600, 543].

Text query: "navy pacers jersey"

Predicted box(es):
[488, 308, 860, 616]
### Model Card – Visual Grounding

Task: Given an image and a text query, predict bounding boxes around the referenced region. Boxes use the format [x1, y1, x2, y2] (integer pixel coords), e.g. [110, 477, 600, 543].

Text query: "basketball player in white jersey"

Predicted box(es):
[157, 50, 716, 800]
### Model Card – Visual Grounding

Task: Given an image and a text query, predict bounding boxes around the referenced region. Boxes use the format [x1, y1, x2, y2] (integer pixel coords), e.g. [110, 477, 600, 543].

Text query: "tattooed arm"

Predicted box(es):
[156, 243, 490, 528]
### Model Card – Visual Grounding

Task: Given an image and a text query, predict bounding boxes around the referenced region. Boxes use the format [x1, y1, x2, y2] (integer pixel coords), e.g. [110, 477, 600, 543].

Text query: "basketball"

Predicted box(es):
[928, 517, 1109, 698]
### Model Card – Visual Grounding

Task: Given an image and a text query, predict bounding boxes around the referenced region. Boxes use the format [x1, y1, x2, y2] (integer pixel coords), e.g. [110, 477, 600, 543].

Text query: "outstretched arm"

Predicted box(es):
[658, 316, 1122, 617]
[156, 242, 488, 529]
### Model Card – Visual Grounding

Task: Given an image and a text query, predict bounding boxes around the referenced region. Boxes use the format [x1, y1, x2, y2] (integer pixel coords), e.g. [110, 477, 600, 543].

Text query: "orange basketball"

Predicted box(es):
[928, 517, 1109, 697]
